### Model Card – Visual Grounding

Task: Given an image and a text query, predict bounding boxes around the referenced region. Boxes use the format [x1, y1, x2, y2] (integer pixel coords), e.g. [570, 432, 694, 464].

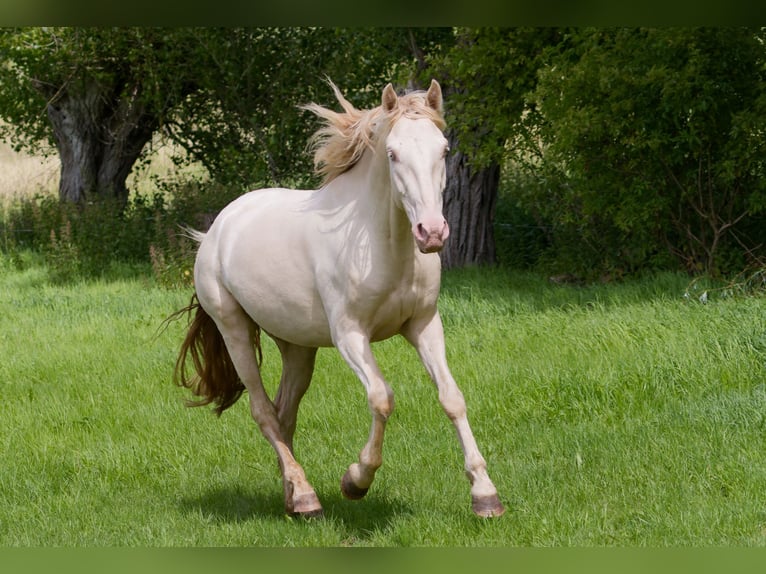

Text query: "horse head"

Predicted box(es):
[382, 80, 451, 254]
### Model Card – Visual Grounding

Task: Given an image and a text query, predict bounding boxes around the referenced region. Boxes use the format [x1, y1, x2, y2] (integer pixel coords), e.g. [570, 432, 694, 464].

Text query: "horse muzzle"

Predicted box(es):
[413, 218, 450, 253]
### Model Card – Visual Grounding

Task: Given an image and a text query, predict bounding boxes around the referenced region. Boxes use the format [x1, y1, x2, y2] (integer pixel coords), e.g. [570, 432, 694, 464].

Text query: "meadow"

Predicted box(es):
[1, 253, 765, 547]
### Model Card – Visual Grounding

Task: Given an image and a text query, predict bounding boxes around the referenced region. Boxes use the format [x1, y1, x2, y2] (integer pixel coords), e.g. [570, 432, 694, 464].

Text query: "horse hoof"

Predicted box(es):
[291, 507, 324, 519]
[287, 492, 324, 518]
[472, 494, 506, 518]
[340, 470, 369, 500]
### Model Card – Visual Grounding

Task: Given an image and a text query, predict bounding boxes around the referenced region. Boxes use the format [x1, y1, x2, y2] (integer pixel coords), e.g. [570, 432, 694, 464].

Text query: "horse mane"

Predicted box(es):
[301, 81, 446, 184]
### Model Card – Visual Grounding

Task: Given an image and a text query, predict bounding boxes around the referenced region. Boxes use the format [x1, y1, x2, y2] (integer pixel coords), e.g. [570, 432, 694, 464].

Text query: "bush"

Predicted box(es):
[0, 178, 245, 286]
[493, 179, 550, 271]
[528, 28, 766, 277]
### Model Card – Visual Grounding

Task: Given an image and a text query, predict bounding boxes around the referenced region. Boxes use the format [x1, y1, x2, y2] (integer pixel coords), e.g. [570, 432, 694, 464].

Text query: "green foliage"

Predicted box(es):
[493, 172, 550, 270]
[167, 28, 428, 190]
[0, 28, 204, 154]
[2, 193, 158, 280]
[428, 27, 766, 277]
[0, 177, 246, 285]
[45, 216, 82, 284]
[528, 27, 766, 276]
[437, 28, 561, 168]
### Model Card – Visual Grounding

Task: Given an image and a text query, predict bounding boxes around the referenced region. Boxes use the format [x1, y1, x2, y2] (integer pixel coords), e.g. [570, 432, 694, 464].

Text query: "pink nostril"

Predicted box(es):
[414, 219, 449, 245]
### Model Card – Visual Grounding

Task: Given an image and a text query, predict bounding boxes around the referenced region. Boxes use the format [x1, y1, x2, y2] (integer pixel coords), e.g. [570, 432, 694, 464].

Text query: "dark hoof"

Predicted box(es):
[340, 470, 369, 500]
[290, 507, 324, 519]
[287, 492, 323, 518]
[472, 494, 505, 518]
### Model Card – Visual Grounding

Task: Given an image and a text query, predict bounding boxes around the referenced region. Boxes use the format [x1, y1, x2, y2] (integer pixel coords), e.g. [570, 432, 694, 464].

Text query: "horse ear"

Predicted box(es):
[426, 79, 443, 113]
[382, 83, 397, 112]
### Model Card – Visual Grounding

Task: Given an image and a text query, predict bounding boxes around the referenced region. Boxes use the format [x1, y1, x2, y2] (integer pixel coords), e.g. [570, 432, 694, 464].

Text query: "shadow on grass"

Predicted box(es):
[179, 484, 411, 541]
[179, 486, 285, 522]
[321, 490, 412, 535]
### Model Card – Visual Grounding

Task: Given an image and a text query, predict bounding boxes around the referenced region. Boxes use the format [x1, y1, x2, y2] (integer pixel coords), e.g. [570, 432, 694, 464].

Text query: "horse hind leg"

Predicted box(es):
[273, 339, 318, 454]
[189, 292, 323, 518]
[225, 315, 322, 517]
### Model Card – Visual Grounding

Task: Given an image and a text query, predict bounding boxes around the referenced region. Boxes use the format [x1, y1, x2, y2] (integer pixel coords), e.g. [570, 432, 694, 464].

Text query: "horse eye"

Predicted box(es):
[387, 149, 397, 162]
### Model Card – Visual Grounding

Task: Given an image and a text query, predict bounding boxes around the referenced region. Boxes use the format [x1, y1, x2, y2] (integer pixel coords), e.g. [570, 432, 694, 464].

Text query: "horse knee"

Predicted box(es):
[368, 384, 395, 420]
[439, 387, 466, 421]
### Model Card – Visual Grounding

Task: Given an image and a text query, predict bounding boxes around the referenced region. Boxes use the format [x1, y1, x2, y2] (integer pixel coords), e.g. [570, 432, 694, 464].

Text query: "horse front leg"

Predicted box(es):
[333, 329, 394, 500]
[402, 310, 505, 518]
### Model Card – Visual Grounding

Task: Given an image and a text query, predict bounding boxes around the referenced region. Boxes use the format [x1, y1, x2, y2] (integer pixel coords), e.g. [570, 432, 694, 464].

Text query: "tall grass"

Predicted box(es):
[1, 256, 765, 546]
[0, 139, 216, 287]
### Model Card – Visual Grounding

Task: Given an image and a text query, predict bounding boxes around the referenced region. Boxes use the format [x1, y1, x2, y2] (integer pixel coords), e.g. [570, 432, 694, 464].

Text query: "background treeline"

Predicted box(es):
[1, 27, 765, 282]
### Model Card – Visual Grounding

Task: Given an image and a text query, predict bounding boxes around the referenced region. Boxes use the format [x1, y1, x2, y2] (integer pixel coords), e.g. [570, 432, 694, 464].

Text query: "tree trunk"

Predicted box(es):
[45, 78, 156, 205]
[402, 32, 500, 269]
[441, 130, 500, 269]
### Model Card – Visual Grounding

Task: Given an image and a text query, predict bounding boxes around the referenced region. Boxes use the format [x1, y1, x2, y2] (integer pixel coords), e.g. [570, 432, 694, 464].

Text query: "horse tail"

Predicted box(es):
[171, 293, 262, 416]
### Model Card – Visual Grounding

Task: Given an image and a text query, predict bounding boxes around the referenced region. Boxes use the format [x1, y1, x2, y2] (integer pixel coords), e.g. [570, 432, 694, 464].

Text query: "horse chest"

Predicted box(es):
[341, 269, 432, 342]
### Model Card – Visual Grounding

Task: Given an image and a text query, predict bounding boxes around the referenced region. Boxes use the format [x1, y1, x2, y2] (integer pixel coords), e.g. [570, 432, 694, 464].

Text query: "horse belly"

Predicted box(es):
[238, 283, 334, 348]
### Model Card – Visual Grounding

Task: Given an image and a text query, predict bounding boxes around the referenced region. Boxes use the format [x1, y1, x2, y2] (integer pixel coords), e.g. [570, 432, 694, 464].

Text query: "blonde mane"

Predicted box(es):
[302, 82, 447, 184]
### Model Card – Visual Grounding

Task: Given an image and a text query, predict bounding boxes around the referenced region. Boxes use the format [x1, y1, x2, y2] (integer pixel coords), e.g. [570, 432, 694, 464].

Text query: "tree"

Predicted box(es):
[0, 27, 529, 271]
[0, 28, 209, 205]
[418, 28, 562, 268]
[167, 28, 418, 191]
[0, 27, 430, 204]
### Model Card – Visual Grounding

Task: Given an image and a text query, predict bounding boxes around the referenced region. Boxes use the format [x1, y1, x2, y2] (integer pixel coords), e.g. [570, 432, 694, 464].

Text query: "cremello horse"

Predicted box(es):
[174, 80, 504, 518]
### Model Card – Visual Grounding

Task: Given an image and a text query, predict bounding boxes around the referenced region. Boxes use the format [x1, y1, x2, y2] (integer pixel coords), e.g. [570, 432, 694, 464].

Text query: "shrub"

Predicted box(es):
[529, 28, 766, 277]
[0, 178, 245, 285]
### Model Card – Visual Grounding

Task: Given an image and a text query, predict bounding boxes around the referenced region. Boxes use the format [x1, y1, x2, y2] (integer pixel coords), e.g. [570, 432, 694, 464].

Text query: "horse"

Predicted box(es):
[172, 79, 505, 518]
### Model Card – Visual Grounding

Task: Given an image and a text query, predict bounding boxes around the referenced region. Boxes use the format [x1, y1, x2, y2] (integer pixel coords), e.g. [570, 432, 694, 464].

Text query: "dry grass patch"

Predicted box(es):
[0, 140, 58, 202]
[0, 135, 207, 205]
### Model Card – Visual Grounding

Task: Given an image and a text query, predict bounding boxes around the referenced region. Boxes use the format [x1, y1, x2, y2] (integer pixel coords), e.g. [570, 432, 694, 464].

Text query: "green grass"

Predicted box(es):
[1, 256, 766, 546]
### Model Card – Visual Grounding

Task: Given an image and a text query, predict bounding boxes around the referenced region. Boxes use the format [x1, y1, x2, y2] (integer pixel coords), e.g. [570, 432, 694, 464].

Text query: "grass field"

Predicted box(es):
[1, 254, 765, 547]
